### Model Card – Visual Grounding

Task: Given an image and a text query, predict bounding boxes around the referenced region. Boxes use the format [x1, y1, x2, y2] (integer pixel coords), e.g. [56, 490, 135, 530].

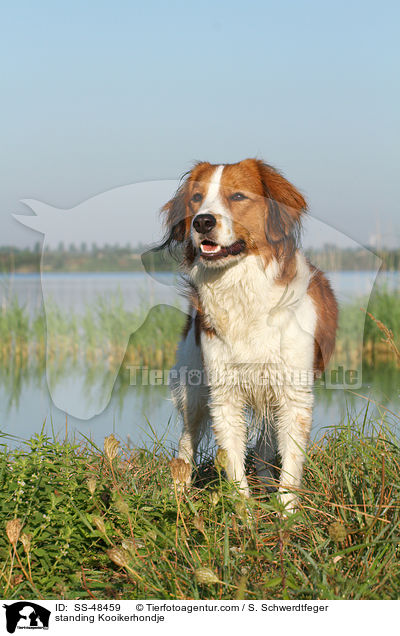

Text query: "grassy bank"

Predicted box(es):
[1, 414, 399, 600]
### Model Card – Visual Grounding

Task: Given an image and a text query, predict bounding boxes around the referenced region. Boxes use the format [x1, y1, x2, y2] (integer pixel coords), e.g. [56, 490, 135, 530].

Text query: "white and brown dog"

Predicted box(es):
[160, 159, 338, 511]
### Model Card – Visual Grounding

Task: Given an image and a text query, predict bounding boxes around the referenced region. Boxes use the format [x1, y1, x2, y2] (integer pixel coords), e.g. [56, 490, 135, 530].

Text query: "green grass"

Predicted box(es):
[1, 413, 399, 600]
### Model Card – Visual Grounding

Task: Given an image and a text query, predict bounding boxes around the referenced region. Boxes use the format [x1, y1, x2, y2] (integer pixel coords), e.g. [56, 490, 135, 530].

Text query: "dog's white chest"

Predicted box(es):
[191, 253, 317, 374]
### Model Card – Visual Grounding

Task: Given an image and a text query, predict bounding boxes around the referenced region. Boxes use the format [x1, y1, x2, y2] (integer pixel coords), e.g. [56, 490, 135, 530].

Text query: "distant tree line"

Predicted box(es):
[0, 242, 176, 273]
[0, 243, 399, 273]
[305, 244, 400, 272]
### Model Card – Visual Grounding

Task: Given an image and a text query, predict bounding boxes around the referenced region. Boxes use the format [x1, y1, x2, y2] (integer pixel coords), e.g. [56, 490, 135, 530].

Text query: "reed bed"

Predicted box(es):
[335, 288, 400, 367]
[2, 289, 400, 375]
[0, 295, 185, 370]
[0, 289, 399, 415]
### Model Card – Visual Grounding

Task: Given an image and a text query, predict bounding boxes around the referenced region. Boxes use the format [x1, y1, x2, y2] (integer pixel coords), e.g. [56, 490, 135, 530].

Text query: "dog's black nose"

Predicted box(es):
[193, 213, 217, 234]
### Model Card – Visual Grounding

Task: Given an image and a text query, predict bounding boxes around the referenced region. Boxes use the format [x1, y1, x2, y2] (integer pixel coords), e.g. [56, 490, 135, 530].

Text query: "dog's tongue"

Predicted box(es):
[201, 242, 221, 254]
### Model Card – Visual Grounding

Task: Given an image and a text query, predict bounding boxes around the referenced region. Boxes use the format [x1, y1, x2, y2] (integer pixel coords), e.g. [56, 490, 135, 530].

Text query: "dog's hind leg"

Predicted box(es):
[253, 418, 279, 491]
[177, 391, 209, 467]
[170, 324, 209, 485]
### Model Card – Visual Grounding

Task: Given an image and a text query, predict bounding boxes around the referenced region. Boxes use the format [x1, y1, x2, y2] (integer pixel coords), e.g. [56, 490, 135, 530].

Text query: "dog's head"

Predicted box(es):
[160, 158, 307, 269]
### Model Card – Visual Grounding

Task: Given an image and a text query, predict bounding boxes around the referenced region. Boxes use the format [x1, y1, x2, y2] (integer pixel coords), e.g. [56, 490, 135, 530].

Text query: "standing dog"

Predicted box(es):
[161, 159, 338, 511]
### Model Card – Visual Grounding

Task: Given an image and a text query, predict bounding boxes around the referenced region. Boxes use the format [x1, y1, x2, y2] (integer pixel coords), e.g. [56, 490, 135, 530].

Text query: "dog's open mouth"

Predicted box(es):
[199, 239, 246, 259]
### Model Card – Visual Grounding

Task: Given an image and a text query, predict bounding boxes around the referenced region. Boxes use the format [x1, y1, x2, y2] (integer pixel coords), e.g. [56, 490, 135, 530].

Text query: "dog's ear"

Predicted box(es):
[257, 161, 307, 252]
[159, 177, 191, 251]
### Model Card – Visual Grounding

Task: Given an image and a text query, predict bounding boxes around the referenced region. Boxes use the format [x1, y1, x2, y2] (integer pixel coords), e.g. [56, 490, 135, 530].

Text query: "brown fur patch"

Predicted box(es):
[194, 311, 215, 345]
[307, 264, 338, 373]
[220, 159, 306, 284]
[187, 286, 216, 345]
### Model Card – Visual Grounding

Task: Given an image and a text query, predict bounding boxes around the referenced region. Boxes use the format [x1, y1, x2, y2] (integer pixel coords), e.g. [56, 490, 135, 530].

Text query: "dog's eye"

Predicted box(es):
[230, 192, 247, 201]
[191, 193, 203, 203]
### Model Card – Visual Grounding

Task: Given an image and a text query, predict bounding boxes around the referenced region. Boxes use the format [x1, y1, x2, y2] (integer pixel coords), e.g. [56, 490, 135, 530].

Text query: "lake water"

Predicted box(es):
[0, 270, 399, 450]
[3, 269, 399, 313]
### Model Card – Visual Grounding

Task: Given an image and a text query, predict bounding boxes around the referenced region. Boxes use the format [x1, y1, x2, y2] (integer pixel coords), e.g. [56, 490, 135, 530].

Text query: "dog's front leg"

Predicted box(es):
[209, 390, 249, 496]
[275, 389, 313, 513]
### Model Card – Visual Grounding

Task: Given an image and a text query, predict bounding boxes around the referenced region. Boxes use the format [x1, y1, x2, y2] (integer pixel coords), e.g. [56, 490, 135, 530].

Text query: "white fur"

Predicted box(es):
[201, 164, 224, 205]
[191, 165, 235, 248]
[171, 169, 317, 512]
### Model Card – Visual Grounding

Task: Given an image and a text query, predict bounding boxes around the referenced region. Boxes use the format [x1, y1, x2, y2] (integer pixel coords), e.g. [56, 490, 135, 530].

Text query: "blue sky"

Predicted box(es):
[1, 0, 399, 248]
